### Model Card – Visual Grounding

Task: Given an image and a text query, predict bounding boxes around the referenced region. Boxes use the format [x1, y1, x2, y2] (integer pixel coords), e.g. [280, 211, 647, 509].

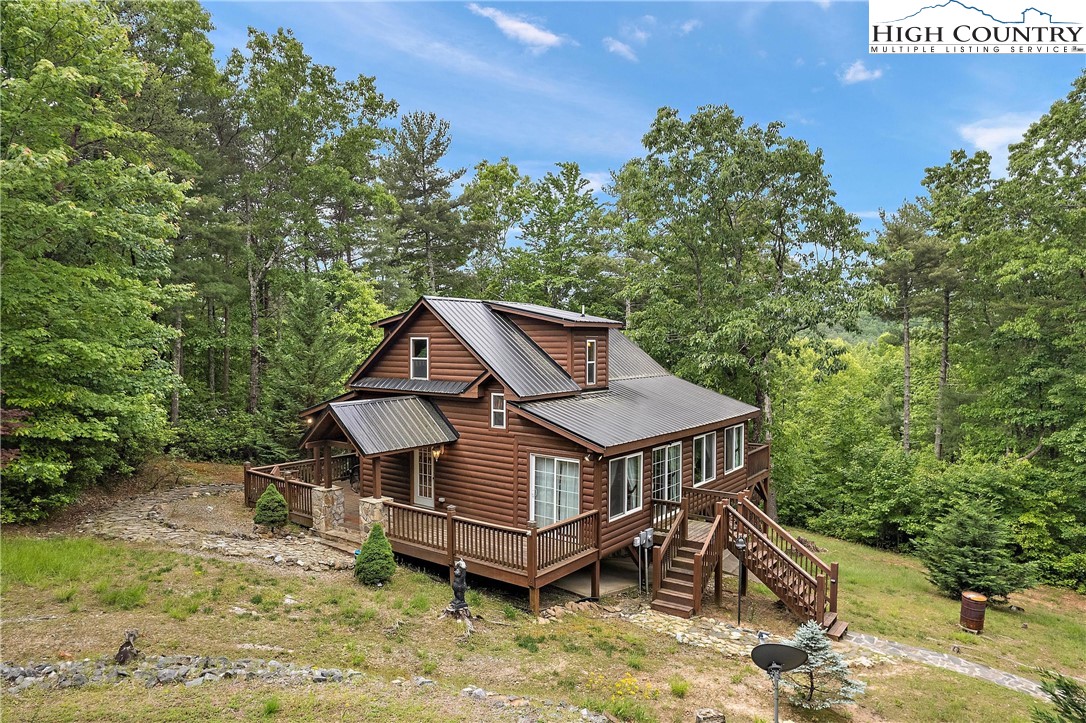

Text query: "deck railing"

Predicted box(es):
[746, 443, 771, 482]
[383, 501, 598, 582]
[683, 486, 740, 520]
[244, 454, 355, 527]
[652, 500, 687, 596]
[652, 498, 682, 532]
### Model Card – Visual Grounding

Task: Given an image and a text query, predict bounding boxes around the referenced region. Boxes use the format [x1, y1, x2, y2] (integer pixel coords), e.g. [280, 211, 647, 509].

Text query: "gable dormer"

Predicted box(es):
[355, 304, 485, 384]
[487, 301, 621, 390]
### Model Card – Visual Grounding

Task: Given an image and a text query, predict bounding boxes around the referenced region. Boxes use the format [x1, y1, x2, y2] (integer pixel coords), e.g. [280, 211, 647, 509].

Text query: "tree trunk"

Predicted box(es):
[756, 373, 779, 520]
[625, 297, 632, 328]
[222, 303, 230, 396]
[902, 290, 911, 454]
[207, 300, 216, 394]
[935, 287, 950, 460]
[247, 259, 261, 414]
[170, 308, 182, 425]
[426, 233, 437, 293]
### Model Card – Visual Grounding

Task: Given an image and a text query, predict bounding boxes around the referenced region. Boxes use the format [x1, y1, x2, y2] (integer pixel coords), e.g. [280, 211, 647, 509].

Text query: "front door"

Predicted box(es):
[413, 449, 435, 509]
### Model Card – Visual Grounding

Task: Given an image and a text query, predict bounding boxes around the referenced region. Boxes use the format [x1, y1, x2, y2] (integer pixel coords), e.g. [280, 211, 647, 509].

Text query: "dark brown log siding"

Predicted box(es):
[571, 329, 608, 388]
[366, 308, 485, 382]
[509, 317, 572, 375]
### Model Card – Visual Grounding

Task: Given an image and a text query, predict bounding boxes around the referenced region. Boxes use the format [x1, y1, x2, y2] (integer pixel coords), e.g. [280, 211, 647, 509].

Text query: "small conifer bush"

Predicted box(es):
[782, 621, 866, 710]
[253, 484, 288, 529]
[917, 502, 1033, 602]
[355, 523, 396, 586]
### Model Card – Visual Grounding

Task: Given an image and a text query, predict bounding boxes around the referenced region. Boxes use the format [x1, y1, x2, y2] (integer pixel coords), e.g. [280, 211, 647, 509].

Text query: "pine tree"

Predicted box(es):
[355, 524, 397, 586]
[1032, 669, 1086, 723]
[782, 621, 866, 710]
[917, 502, 1034, 602]
[253, 484, 288, 529]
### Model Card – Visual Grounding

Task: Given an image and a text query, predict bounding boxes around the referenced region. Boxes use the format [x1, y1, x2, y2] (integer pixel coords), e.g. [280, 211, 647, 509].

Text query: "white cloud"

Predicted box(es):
[467, 3, 566, 54]
[678, 19, 702, 35]
[855, 210, 882, 220]
[958, 112, 1036, 174]
[603, 37, 638, 62]
[839, 60, 883, 85]
[621, 15, 656, 44]
[815, 0, 832, 9]
[582, 171, 613, 195]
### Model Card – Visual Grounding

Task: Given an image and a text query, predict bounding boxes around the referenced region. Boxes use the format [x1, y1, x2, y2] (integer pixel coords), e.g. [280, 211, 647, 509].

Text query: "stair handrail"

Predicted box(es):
[691, 502, 724, 613]
[729, 509, 822, 620]
[652, 500, 687, 600]
[737, 495, 838, 614]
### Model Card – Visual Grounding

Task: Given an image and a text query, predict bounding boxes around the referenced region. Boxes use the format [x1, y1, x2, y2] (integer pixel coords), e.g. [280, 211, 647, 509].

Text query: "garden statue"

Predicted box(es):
[440, 558, 475, 635]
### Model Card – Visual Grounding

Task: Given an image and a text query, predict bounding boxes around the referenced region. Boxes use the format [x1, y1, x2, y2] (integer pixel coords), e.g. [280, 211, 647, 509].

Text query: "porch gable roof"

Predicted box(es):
[302, 396, 458, 457]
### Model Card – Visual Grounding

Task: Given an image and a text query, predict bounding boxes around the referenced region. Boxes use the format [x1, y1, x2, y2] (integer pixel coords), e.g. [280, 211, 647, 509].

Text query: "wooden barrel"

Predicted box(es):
[960, 591, 987, 632]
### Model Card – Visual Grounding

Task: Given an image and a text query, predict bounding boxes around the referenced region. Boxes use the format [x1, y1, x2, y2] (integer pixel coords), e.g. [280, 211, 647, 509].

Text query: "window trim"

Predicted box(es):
[490, 392, 506, 429]
[409, 336, 429, 380]
[585, 339, 597, 386]
[652, 441, 683, 502]
[528, 453, 581, 525]
[692, 432, 717, 487]
[608, 451, 644, 522]
[724, 423, 745, 473]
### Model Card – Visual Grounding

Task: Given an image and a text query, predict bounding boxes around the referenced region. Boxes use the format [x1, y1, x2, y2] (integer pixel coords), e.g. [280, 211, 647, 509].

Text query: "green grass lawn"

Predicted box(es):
[0, 530, 1077, 722]
[796, 530, 1086, 680]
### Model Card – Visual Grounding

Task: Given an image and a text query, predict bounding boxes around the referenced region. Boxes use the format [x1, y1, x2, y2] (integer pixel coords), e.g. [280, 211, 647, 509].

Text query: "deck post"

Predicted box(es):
[243, 462, 252, 506]
[681, 497, 690, 541]
[313, 446, 322, 487]
[527, 521, 539, 614]
[323, 443, 332, 489]
[829, 562, 839, 614]
[714, 500, 725, 606]
[591, 512, 602, 599]
[446, 505, 457, 583]
[815, 573, 827, 622]
[371, 457, 382, 498]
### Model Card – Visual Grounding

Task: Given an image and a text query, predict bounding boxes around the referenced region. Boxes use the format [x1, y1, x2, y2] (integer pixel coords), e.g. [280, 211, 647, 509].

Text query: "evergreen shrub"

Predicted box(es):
[253, 484, 288, 529]
[355, 523, 396, 586]
[782, 621, 866, 710]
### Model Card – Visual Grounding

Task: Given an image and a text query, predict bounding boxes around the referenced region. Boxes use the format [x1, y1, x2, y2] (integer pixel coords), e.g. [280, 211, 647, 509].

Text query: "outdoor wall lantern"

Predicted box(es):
[431, 445, 445, 460]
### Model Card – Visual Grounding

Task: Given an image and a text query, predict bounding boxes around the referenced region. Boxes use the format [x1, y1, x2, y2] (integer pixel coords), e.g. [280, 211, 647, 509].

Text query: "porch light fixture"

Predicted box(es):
[431, 444, 445, 460]
[306, 417, 312, 425]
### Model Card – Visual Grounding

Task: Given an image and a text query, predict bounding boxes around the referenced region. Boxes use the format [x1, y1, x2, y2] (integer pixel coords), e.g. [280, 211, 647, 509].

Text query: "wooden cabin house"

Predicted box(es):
[245, 297, 845, 636]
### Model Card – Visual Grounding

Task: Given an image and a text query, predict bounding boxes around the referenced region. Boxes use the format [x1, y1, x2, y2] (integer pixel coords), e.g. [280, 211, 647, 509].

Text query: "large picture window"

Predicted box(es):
[693, 432, 716, 486]
[725, 424, 744, 473]
[609, 452, 643, 520]
[410, 337, 429, 380]
[652, 442, 682, 502]
[531, 455, 580, 527]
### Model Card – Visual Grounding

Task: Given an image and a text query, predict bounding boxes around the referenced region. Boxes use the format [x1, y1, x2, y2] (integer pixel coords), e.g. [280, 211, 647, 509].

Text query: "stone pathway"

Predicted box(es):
[845, 632, 1047, 699]
[75, 484, 355, 573]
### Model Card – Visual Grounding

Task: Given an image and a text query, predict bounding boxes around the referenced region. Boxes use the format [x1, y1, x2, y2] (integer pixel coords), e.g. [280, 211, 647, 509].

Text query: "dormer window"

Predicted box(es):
[491, 393, 506, 429]
[586, 339, 597, 385]
[410, 337, 429, 380]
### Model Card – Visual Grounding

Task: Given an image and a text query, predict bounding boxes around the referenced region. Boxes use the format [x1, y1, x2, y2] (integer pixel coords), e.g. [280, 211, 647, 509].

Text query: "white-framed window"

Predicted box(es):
[490, 392, 506, 429]
[652, 442, 682, 502]
[725, 424, 744, 473]
[608, 452, 643, 520]
[693, 432, 717, 486]
[586, 339, 597, 385]
[410, 337, 429, 380]
[530, 454, 580, 527]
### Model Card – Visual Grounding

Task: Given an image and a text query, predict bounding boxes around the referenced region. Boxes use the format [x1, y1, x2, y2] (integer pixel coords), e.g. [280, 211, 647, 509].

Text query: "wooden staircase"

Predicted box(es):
[651, 490, 848, 640]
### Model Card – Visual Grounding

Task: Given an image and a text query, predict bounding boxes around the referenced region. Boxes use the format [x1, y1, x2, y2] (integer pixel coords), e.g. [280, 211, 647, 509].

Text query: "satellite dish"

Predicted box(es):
[751, 643, 808, 673]
[750, 643, 808, 723]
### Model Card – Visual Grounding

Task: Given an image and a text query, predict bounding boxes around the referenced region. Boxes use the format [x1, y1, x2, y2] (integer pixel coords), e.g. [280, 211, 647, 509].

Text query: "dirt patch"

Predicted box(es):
[161, 494, 257, 537]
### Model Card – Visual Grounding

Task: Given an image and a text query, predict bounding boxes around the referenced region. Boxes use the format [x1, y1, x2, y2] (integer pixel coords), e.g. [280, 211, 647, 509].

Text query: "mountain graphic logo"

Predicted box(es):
[884, 0, 1076, 24]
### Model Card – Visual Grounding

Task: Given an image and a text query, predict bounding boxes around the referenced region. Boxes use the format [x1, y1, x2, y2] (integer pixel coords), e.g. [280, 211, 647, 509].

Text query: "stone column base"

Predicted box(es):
[311, 486, 344, 533]
[359, 496, 393, 541]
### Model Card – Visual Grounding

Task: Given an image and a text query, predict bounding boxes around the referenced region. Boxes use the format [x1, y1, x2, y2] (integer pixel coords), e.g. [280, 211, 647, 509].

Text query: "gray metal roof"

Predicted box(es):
[608, 329, 670, 380]
[515, 375, 758, 451]
[326, 396, 458, 456]
[486, 300, 621, 326]
[349, 376, 471, 395]
[425, 297, 580, 398]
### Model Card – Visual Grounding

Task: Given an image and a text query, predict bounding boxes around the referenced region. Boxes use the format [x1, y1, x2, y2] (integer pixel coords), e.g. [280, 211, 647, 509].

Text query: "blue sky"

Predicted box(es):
[205, 1, 1084, 231]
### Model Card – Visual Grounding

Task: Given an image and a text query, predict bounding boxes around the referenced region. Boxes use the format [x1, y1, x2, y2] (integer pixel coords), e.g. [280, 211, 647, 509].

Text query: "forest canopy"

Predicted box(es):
[1, 0, 1082, 591]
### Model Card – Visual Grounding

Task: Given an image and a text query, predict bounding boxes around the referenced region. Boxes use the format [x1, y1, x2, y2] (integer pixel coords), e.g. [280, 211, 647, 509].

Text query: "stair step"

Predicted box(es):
[822, 612, 838, 629]
[654, 588, 694, 606]
[316, 535, 359, 555]
[826, 619, 849, 641]
[650, 599, 694, 619]
[658, 577, 694, 592]
[666, 569, 694, 583]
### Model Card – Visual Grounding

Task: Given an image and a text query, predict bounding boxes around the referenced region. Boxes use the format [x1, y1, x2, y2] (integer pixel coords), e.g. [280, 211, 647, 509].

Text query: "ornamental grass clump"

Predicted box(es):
[253, 484, 288, 530]
[355, 524, 396, 586]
